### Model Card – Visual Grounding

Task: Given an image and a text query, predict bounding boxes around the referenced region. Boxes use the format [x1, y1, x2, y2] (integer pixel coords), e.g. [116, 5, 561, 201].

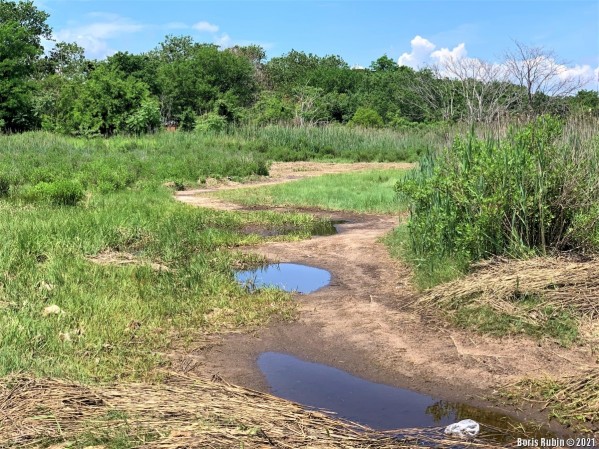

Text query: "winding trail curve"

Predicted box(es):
[174, 162, 594, 430]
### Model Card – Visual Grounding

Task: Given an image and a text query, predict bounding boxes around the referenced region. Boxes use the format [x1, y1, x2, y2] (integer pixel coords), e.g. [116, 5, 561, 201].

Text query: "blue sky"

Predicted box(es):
[34, 1, 598, 80]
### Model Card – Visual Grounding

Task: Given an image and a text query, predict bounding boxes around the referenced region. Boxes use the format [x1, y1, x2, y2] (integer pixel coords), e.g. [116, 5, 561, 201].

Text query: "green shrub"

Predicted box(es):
[196, 112, 227, 133]
[125, 99, 162, 135]
[24, 180, 85, 206]
[348, 107, 384, 128]
[397, 115, 599, 282]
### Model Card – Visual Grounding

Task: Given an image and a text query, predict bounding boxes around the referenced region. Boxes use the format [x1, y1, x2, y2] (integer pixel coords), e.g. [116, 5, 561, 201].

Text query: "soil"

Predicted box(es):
[172, 162, 596, 435]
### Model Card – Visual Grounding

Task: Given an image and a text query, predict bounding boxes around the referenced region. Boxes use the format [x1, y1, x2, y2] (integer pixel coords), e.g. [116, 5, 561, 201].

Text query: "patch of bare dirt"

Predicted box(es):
[173, 161, 595, 434]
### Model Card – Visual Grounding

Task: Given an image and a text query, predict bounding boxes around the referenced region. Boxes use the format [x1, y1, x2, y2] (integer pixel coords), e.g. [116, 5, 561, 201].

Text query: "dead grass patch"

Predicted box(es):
[504, 370, 599, 433]
[418, 255, 599, 346]
[87, 251, 171, 273]
[0, 373, 504, 449]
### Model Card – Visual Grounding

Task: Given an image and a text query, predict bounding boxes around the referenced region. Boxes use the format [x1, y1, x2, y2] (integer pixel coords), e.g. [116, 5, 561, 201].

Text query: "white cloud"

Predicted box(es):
[397, 35, 436, 68]
[431, 42, 467, 65]
[397, 35, 598, 92]
[557, 63, 596, 81]
[54, 14, 144, 58]
[398, 35, 468, 69]
[193, 21, 219, 33]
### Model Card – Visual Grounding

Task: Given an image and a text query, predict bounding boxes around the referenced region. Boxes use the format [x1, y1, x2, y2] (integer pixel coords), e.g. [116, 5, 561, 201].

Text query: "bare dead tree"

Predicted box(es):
[405, 66, 461, 122]
[440, 56, 520, 124]
[504, 41, 590, 115]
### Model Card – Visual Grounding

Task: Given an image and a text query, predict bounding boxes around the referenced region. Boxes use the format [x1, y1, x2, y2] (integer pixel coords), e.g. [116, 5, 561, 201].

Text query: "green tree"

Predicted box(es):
[369, 55, 398, 72]
[570, 90, 599, 116]
[155, 35, 257, 124]
[62, 64, 152, 136]
[0, 0, 51, 131]
[125, 98, 161, 135]
[348, 107, 384, 128]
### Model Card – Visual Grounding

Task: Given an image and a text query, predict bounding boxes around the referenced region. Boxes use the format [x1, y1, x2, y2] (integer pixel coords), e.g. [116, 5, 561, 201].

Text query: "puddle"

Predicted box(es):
[235, 263, 331, 294]
[258, 352, 553, 444]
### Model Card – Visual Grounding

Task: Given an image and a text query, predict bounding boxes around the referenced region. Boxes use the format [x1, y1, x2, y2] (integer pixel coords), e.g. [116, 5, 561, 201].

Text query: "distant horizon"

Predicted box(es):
[33, 0, 598, 88]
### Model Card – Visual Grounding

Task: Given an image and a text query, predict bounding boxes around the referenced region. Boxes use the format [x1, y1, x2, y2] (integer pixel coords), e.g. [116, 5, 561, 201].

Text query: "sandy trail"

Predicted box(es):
[173, 162, 595, 430]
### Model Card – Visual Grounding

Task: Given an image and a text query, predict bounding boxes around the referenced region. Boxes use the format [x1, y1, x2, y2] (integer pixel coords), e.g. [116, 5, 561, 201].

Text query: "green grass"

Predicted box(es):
[215, 169, 410, 214]
[0, 132, 270, 195]
[0, 186, 335, 382]
[231, 124, 450, 162]
[392, 116, 599, 289]
[452, 301, 579, 347]
[383, 225, 468, 290]
[0, 128, 419, 383]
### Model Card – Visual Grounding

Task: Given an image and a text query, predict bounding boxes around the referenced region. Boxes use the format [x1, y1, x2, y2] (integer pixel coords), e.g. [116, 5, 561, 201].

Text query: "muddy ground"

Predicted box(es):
[173, 162, 595, 435]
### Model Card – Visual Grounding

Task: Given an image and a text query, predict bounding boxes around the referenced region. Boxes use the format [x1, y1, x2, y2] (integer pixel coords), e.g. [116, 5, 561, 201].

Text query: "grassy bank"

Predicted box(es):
[384, 116, 599, 348]
[215, 169, 410, 214]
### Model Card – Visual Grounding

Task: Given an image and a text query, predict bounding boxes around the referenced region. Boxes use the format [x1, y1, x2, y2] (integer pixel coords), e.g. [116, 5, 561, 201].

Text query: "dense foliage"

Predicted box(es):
[1, 1, 597, 135]
[396, 116, 599, 282]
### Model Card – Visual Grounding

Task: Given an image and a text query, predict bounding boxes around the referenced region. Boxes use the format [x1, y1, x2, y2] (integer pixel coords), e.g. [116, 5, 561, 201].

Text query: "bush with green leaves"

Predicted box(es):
[397, 115, 599, 281]
[348, 107, 384, 128]
[125, 99, 161, 135]
[196, 112, 227, 133]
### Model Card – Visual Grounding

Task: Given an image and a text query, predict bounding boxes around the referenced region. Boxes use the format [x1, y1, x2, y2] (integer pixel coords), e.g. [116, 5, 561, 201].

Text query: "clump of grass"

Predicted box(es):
[394, 115, 599, 286]
[503, 371, 599, 432]
[22, 179, 85, 206]
[216, 169, 410, 214]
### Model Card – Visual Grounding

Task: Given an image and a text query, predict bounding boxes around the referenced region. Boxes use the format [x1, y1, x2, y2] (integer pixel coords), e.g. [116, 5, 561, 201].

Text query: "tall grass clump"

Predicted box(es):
[396, 115, 599, 286]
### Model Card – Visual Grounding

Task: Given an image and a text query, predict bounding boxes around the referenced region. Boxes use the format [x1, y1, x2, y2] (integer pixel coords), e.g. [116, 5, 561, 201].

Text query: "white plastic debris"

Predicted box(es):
[444, 419, 480, 439]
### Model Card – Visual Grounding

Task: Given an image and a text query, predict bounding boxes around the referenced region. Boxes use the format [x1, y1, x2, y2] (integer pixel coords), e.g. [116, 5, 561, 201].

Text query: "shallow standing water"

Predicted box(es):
[258, 352, 552, 443]
[235, 263, 331, 294]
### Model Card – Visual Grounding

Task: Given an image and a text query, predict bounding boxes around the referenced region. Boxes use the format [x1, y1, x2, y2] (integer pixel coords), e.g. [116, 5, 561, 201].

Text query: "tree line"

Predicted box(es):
[1, 0, 598, 135]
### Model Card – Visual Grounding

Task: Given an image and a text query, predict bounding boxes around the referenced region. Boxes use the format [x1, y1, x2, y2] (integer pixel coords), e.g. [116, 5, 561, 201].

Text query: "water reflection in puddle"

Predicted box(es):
[258, 352, 551, 443]
[235, 263, 331, 294]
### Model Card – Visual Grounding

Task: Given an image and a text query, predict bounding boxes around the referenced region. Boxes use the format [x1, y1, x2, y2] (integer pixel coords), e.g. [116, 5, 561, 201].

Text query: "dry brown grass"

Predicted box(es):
[0, 373, 505, 449]
[418, 255, 599, 344]
[505, 369, 599, 433]
[87, 251, 171, 272]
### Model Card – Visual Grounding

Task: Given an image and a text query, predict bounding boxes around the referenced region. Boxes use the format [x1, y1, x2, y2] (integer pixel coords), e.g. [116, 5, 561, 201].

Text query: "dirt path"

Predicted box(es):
[173, 162, 595, 432]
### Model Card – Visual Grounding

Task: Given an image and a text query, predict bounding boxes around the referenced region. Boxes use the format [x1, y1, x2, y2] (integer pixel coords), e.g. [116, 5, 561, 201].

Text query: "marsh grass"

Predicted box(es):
[393, 116, 599, 288]
[215, 169, 410, 214]
[231, 124, 454, 162]
[0, 132, 269, 196]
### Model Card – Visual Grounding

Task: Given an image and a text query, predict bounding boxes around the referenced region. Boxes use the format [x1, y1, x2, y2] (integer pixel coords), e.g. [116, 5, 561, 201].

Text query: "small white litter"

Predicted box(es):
[444, 419, 480, 439]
